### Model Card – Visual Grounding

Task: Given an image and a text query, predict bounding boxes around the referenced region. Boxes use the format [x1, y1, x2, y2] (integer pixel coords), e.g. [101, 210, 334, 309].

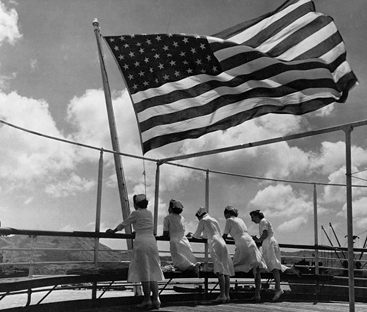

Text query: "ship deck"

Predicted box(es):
[0, 271, 362, 311]
[4, 298, 366, 312]
[76, 301, 367, 312]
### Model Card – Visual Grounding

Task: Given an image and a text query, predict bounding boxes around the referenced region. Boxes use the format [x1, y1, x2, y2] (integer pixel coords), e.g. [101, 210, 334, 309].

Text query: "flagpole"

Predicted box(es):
[93, 19, 133, 250]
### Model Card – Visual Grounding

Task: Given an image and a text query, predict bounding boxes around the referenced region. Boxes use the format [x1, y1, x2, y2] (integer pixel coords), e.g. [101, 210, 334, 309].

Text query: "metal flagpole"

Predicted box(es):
[344, 126, 355, 312]
[92, 19, 133, 250]
[94, 149, 104, 266]
[92, 149, 104, 300]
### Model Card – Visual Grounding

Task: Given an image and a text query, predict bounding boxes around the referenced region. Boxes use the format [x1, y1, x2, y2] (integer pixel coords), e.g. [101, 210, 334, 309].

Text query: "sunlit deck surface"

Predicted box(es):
[2, 288, 367, 312]
[1, 271, 366, 311]
[26, 300, 367, 312]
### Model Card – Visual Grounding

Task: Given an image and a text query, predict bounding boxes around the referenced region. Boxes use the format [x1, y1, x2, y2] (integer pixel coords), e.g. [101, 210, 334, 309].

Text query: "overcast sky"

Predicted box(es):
[0, 0, 367, 252]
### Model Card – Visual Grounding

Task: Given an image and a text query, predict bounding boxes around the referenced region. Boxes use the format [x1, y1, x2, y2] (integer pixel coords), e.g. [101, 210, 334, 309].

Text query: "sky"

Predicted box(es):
[0, 0, 367, 252]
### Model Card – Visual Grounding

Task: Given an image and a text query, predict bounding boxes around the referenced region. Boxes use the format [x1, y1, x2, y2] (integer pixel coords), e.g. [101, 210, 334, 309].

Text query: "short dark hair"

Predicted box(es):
[224, 205, 238, 217]
[249, 210, 264, 219]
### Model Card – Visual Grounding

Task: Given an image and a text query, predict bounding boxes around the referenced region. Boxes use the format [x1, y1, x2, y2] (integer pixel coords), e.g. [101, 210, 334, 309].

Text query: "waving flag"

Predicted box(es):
[104, 0, 357, 154]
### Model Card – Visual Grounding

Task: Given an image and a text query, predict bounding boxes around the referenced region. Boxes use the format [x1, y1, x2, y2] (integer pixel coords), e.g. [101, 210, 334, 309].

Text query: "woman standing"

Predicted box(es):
[223, 206, 267, 301]
[163, 199, 200, 274]
[106, 194, 164, 309]
[193, 207, 234, 303]
[250, 209, 288, 301]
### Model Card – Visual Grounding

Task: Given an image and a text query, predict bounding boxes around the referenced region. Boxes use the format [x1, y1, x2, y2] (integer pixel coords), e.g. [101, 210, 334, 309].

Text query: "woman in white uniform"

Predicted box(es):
[193, 207, 234, 303]
[163, 199, 200, 273]
[106, 194, 164, 309]
[223, 206, 267, 301]
[250, 209, 288, 301]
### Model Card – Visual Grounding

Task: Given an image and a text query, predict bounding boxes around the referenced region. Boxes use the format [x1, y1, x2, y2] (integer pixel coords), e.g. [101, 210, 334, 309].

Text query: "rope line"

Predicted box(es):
[1, 118, 367, 189]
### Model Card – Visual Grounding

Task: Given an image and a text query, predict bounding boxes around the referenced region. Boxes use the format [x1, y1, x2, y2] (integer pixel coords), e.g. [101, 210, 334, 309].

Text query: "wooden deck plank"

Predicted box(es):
[0, 269, 306, 293]
[2, 293, 367, 312]
[1, 273, 365, 312]
[72, 301, 367, 312]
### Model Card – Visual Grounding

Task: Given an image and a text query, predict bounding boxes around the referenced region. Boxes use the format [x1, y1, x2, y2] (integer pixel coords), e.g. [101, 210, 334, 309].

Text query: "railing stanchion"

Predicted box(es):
[313, 183, 320, 301]
[28, 235, 36, 277]
[204, 170, 210, 300]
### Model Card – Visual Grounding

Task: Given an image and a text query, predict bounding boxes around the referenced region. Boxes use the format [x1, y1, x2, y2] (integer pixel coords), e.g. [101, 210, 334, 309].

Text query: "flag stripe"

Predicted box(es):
[104, 0, 357, 153]
[136, 64, 334, 124]
[133, 41, 337, 109]
[143, 94, 336, 142]
[302, 33, 343, 63]
[215, 0, 313, 45]
[247, 13, 321, 56]
[266, 16, 335, 59]
[142, 96, 336, 151]
[139, 78, 340, 134]
[134, 48, 342, 119]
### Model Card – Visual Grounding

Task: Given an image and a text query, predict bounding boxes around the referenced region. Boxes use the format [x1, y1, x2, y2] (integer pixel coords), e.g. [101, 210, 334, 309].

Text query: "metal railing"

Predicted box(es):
[1, 227, 367, 309]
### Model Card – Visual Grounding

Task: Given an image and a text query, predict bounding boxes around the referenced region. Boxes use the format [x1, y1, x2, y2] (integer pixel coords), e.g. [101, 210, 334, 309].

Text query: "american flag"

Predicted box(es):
[104, 0, 357, 154]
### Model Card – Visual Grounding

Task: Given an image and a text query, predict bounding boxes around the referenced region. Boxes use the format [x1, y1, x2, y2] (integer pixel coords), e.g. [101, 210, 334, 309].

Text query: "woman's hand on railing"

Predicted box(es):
[252, 235, 262, 247]
[106, 228, 117, 234]
[190, 236, 207, 243]
[155, 235, 169, 241]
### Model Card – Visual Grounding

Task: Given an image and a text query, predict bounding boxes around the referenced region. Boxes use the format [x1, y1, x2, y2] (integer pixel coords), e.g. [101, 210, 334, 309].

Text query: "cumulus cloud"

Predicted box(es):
[0, 92, 77, 185]
[248, 183, 314, 231]
[323, 165, 367, 205]
[0, 91, 99, 198]
[356, 218, 367, 230]
[252, 143, 311, 179]
[178, 114, 306, 160]
[323, 167, 347, 203]
[277, 215, 308, 232]
[309, 141, 350, 175]
[169, 114, 313, 182]
[67, 89, 156, 206]
[0, 71, 16, 90]
[351, 171, 367, 198]
[307, 142, 367, 177]
[45, 173, 95, 197]
[67, 89, 118, 156]
[67, 89, 142, 160]
[352, 197, 367, 219]
[67, 91, 154, 181]
[250, 184, 313, 215]
[313, 103, 335, 117]
[253, 114, 307, 135]
[336, 196, 367, 231]
[111, 110, 367, 234]
[0, 85, 364, 239]
[66, 88, 193, 216]
[0, 1, 22, 45]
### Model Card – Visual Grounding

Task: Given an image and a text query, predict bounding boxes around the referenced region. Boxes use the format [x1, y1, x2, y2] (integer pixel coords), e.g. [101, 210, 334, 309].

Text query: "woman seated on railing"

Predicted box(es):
[162, 199, 201, 275]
